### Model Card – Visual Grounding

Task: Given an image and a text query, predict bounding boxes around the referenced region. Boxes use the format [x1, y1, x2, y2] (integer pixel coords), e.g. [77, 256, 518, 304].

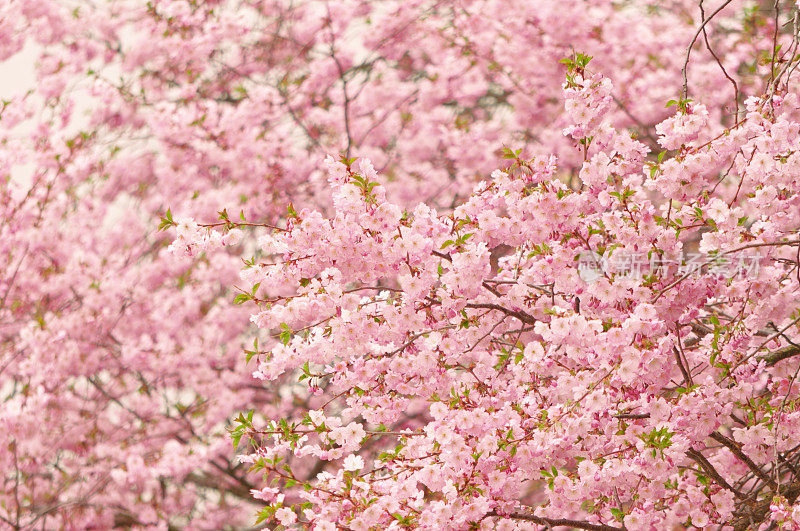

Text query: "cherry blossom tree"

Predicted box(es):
[231, 84, 800, 530]
[1, 0, 797, 529]
[221, 3, 800, 531]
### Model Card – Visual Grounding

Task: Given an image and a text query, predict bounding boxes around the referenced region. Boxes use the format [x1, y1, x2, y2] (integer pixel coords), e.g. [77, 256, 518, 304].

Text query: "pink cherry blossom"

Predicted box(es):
[5, 0, 800, 529]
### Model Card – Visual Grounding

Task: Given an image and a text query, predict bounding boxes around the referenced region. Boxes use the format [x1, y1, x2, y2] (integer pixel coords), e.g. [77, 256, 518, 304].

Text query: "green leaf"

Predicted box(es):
[254, 506, 274, 525]
[279, 323, 292, 345]
[339, 155, 358, 167]
[667, 95, 693, 112]
[157, 208, 175, 232]
[298, 361, 311, 381]
[501, 146, 523, 159]
[457, 232, 474, 245]
[244, 338, 259, 364]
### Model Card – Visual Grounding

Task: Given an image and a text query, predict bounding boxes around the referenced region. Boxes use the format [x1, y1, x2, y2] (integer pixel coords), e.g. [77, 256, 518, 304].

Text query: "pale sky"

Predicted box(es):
[0, 44, 36, 99]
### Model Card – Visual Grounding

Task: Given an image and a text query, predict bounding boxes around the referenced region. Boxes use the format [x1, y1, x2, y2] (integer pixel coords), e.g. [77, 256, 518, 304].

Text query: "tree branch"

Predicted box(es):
[486, 510, 622, 531]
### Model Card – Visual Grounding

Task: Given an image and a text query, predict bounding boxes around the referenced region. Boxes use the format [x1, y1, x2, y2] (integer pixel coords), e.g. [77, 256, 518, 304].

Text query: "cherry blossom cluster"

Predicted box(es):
[2, 0, 800, 528]
[233, 59, 800, 529]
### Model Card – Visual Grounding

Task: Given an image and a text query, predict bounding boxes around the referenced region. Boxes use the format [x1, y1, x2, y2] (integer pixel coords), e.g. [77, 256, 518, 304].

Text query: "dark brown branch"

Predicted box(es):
[464, 302, 536, 325]
[673, 346, 693, 386]
[686, 448, 744, 497]
[761, 344, 800, 366]
[486, 510, 622, 531]
[613, 412, 650, 420]
[710, 432, 777, 489]
[682, 0, 735, 98]
[699, 0, 740, 121]
[731, 480, 800, 531]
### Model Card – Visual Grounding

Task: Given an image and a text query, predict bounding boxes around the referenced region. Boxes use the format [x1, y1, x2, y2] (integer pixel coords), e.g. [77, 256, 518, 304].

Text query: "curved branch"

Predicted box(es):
[761, 344, 800, 366]
[731, 480, 800, 531]
[686, 448, 744, 498]
[710, 432, 777, 489]
[464, 302, 537, 325]
[486, 510, 622, 531]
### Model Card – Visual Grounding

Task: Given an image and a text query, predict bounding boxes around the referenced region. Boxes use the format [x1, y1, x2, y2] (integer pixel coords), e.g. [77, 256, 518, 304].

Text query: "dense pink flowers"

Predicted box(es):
[3, 0, 800, 529]
[233, 55, 800, 531]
